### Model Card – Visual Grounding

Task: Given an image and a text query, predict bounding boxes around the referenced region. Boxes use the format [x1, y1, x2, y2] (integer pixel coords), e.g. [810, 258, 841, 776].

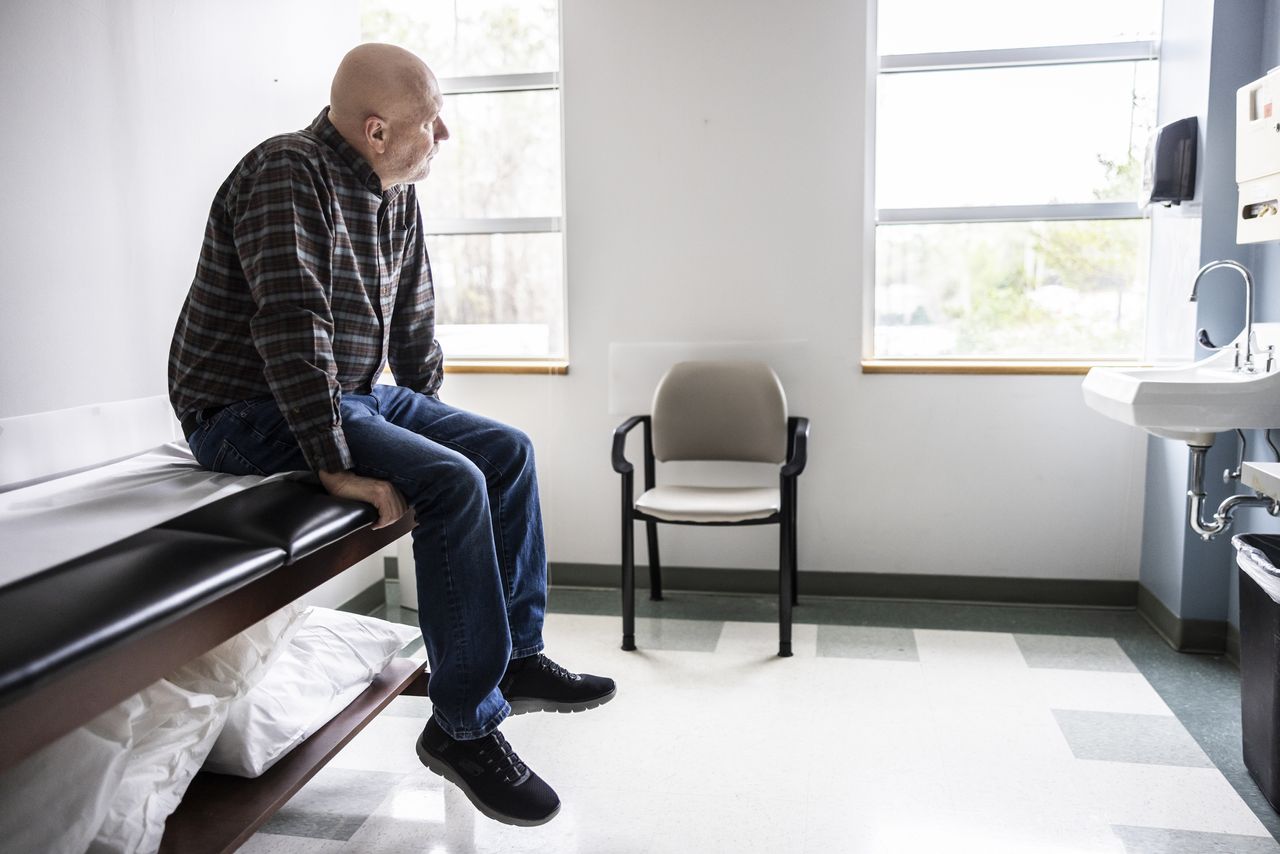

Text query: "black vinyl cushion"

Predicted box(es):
[159, 478, 376, 563]
[0, 529, 285, 704]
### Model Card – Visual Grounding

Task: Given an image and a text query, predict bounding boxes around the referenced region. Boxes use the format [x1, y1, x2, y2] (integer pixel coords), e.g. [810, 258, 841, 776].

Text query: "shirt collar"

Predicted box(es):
[310, 107, 403, 201]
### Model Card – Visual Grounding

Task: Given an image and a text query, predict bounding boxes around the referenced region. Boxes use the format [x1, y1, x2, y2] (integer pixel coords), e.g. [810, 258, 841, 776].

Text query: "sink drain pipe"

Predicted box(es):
[1187, 444, 1280, 540]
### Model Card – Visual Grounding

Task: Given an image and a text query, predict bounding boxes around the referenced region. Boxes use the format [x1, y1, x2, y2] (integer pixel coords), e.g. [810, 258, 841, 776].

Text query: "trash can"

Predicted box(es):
[1232, 533, 1280, 812]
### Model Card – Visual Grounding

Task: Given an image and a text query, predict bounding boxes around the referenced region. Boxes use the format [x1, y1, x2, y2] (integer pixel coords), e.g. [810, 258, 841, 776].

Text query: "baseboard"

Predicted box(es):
[339, 579, 387, 616]
[550, 562, 1138, 608]
[1136, 584, 1228, 654]
[355, 561, 1235, 655]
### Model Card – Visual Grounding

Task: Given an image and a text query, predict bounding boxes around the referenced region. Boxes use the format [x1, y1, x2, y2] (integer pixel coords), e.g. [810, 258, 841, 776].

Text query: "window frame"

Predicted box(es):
[864, 20, 1161, 373]
[426, 68, 568, 367]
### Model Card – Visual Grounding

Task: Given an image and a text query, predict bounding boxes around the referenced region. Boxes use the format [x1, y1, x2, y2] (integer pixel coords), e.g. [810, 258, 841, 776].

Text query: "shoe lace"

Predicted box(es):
[474, 730, 529, 783]
[537, 654, 580, 682]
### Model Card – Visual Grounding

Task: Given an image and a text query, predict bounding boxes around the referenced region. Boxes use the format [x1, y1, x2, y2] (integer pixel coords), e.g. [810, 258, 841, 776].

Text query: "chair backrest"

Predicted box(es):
[650, 361, 788, 463]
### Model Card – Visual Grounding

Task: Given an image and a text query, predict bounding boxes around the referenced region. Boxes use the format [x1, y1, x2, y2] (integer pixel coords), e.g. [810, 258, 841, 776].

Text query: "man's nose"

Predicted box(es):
[435, 117, 450, 142]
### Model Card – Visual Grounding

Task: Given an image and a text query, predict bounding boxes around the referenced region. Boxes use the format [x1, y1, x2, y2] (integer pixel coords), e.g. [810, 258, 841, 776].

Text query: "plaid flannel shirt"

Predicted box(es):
[168, 108, 444, 471]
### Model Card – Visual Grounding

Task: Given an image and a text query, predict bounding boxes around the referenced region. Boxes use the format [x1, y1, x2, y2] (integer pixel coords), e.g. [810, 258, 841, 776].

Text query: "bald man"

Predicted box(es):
[169, 44, 613, 827]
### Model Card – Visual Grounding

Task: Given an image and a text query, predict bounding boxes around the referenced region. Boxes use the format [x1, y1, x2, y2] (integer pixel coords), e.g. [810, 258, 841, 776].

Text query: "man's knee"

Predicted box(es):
[498, 424, 535, 469]
[431, 455, 488, 503]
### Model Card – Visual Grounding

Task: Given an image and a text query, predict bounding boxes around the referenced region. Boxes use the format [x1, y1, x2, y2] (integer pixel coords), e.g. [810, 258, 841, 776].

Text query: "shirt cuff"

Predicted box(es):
[298, 426, 353, 472]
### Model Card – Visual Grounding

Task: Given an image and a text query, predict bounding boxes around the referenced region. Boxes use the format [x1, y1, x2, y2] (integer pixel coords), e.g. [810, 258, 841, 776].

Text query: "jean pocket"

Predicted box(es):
[235, 398, 299, 449]
[211, 439, 268, 476]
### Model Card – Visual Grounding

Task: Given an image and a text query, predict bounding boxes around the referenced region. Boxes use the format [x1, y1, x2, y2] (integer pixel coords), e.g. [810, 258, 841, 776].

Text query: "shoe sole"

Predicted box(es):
[506, 685, 618, 716]
[415, 738, 561, 827]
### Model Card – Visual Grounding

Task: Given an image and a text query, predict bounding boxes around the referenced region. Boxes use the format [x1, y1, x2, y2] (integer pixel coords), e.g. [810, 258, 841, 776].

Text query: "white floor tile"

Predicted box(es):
[340, 774, 661, 854]
[1077, 760, 1273, 837]
[717, 619, 818, 657]
[325, 715, 430, 774]
[238, 833, 349, 853]
[647, 790, 806, 854]
[914, 629, 1027, 669]
[245, 613, 1276, 853]
[1031, 669, 1176, 716]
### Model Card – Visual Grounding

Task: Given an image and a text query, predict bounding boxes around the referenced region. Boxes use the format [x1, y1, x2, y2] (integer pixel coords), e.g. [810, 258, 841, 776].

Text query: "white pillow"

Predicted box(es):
[166, 603, 307, 700]
[0, 692, 142, 854]
[204, 608, 421, 778]
[87, 680, 227, 854]
[89, 604, 307, 854]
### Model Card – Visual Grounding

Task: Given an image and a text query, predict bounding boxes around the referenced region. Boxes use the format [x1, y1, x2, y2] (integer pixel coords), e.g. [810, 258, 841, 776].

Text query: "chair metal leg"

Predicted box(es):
[621, 482, 636, 652]
[789, 480, 798, 606]
[646, 521, 663, 601]
[778, 517, 793, 658]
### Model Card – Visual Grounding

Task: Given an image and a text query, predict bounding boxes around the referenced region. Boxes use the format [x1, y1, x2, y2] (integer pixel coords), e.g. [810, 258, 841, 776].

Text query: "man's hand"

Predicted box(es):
[318, 469, 409, 530]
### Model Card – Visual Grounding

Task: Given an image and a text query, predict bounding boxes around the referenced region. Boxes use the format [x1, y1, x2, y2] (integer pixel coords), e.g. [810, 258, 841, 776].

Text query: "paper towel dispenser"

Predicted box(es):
[1238, 66, 1280, 244]
[1140, 116, 1197, 208]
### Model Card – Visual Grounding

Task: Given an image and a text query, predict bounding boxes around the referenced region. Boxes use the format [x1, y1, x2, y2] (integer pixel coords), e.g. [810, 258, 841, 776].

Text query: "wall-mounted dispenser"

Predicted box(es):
[1141, 116, 1198, 207]
[1238, 66, 1280, 244]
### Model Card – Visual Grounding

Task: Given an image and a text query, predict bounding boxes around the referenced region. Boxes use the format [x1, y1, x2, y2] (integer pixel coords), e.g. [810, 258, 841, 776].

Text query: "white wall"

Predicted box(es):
[0, 0, 357, 474]
[438, 0, 1150, 582]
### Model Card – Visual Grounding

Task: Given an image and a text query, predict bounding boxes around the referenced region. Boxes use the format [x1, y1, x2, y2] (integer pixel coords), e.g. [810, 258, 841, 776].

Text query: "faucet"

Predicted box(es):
[1189, 259, 1268, 373]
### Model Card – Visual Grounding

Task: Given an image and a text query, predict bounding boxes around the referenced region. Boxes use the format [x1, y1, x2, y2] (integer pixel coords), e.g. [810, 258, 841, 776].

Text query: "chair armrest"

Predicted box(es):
[781, 416, 809, 477]
[612, 415, 650, 474]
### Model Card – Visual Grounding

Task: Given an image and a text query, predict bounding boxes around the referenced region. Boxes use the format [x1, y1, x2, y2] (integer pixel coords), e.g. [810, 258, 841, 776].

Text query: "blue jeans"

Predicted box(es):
[186, 386, 546, 740]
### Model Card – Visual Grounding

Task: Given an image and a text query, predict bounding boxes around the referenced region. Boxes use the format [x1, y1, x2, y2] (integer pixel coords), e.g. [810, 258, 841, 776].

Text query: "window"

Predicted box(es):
[361, 0, 565, 362]
[872, 1, 1162, 363]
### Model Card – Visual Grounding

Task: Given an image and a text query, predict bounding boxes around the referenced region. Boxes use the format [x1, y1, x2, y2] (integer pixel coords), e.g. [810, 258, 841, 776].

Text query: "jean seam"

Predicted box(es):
[437, 520, 473, 730]
[442, 700, 510, 740]
[494, 486, 516, 612]
[416, 431, 519, 622]
[359, 459, 488, 732]
[510, 641, 544, 660]
[212, 439, 267, 476]
[430, 434, 514, 612]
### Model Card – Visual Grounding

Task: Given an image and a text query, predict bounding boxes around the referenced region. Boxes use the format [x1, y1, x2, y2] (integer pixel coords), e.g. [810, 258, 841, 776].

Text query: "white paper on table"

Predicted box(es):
[0, 442, 301, 590]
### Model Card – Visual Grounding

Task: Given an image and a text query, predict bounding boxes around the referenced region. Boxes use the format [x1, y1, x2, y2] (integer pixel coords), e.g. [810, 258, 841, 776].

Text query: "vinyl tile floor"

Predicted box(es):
[242, 585, 1280, 853]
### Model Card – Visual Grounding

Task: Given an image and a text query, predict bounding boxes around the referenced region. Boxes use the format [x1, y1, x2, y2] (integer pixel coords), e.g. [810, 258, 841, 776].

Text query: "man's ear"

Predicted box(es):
[364, 116, 388, 154]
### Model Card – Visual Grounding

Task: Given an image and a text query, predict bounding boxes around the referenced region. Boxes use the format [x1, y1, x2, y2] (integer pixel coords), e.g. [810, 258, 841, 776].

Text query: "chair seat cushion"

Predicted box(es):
[634, 486, 780, 523]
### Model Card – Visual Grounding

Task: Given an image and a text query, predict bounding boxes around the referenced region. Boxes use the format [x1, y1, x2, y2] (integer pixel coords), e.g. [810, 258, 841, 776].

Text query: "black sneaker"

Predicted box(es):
[500, 653, 617, 715]
[416, 716, 560, 826]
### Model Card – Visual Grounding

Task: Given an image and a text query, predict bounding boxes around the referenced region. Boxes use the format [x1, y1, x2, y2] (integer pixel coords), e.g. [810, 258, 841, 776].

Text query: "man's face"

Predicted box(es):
[385, 73, 449, 186]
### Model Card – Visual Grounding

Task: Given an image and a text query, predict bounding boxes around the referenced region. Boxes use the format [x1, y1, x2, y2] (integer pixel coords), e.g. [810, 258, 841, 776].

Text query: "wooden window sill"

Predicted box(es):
[378, 360, 570, 381]
[445, 359, 569, 375]
[860, 359, 1148, 376]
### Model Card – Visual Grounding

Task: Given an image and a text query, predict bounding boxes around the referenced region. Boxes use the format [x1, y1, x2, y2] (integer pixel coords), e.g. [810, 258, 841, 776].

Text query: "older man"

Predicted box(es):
[168, 43, 612, 827]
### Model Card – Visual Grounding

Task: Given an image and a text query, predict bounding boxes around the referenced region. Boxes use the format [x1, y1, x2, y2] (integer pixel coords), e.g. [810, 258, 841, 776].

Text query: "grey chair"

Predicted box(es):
[611, 360, 809, 657]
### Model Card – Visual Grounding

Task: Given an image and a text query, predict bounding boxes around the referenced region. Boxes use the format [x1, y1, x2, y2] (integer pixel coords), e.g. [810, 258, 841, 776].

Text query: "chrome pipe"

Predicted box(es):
[1186, 444, 1280, 540]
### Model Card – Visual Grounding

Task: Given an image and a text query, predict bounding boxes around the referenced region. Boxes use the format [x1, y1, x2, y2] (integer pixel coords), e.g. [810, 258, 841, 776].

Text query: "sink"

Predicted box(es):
[1082, 322, 1280, 446]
